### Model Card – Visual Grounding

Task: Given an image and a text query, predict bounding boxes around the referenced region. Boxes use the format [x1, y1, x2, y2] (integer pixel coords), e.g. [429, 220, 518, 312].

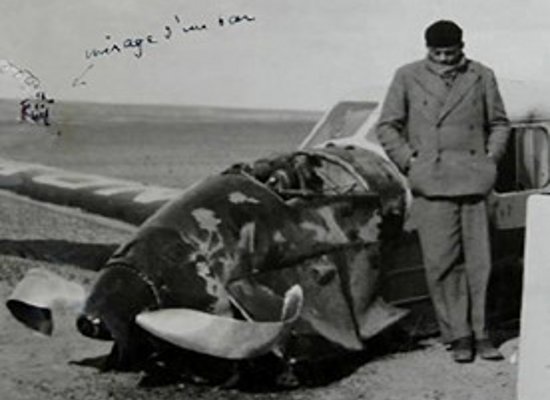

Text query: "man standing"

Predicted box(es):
[376, 20, 510, 363]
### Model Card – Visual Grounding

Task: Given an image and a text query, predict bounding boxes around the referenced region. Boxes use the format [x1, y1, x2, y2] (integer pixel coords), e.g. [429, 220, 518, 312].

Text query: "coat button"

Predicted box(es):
[469, 124, 475, 130]
[470, 149, 476, 155]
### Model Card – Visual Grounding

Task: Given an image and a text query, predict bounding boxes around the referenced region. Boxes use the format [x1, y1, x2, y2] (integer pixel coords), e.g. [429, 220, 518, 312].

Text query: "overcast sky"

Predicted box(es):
[1, 0, 550, 110]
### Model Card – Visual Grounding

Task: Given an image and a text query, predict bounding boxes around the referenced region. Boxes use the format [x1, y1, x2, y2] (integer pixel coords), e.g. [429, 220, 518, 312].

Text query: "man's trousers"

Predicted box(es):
[413, 195, 492, 343]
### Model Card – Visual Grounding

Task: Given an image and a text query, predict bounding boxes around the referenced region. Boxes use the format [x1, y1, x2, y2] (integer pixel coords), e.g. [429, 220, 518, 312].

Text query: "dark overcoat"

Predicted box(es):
[376, 59, 510, 197]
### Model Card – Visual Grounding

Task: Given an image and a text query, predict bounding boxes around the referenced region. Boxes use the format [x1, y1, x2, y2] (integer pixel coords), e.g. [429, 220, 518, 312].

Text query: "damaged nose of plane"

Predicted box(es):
[76, 314, 112, 340]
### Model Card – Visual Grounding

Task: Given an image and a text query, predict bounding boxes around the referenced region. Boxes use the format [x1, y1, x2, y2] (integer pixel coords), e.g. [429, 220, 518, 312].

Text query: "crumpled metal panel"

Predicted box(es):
[98, 170, 406, 357]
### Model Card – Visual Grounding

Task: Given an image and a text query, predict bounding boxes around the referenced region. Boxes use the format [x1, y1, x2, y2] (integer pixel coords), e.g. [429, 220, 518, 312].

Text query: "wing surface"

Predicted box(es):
[0, 157, 184, 225]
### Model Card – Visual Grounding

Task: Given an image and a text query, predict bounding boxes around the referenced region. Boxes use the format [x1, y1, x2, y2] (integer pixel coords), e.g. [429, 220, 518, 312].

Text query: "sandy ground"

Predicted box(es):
[0, 108, 520, 399]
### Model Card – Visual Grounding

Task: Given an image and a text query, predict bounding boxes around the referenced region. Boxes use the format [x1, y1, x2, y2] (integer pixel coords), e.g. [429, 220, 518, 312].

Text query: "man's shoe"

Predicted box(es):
[451, 337, 474, 363]
[476, 338, 504, 361]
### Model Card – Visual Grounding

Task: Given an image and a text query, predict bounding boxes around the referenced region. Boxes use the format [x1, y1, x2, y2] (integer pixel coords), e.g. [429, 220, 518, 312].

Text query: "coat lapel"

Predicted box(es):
[410, 63, 449, 121]
[437, 62, 481, 123]
[412, 63, 449, 104]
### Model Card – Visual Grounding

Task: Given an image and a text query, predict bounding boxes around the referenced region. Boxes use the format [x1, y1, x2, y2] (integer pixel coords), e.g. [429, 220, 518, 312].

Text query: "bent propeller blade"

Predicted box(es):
[6, 268, 86, 335]
[136, 285, 303, 360]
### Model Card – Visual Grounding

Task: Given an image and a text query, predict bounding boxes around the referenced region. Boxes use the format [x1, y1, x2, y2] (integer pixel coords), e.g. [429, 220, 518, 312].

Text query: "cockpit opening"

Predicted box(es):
[495, 125, 550, 192]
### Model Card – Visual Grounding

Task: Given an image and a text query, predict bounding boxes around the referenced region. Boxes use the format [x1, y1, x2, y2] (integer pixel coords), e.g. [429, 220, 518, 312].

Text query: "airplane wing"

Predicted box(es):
[0, 157, 184, 225]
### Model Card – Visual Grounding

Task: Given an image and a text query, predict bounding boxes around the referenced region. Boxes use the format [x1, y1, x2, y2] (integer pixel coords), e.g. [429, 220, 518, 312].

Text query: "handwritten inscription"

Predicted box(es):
[72, 63, 94, 87]
[20, 92, 54, 126]
[85, 13, 256, 60]
[0, 60, 42, 93]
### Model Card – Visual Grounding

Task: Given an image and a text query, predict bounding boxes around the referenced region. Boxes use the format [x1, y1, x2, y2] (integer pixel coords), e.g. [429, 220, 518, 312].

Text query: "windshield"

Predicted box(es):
[299, 101, 377, 149]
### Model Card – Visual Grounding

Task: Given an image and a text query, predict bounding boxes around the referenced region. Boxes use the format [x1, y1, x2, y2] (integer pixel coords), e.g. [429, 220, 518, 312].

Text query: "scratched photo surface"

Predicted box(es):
[2, 0, 549, 399]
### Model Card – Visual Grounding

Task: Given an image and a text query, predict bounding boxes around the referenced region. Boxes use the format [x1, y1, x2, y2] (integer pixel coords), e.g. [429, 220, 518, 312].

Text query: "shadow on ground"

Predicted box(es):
[0, 239, 119, 270]
[74, 328, 432, 392]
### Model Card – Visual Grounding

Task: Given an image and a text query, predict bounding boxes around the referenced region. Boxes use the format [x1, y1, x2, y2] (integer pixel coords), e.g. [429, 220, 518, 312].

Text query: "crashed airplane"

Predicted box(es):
[4, 143, 410, 384]
[4, 78, 547, 385]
